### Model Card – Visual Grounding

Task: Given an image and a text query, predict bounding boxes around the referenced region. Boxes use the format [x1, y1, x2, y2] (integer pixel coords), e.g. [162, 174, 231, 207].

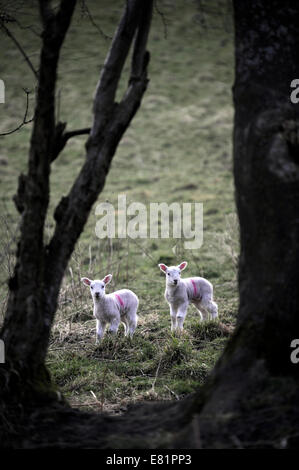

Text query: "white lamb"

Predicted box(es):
[158, 261, 218, 332]
[82, 274, 139, 343]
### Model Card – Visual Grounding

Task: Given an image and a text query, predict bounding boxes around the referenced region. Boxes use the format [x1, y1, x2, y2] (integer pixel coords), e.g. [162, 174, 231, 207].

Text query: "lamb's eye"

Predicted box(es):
[91, 286, 93, 289]
[167, 273, 170, 275]
[102, 286, 104, 289]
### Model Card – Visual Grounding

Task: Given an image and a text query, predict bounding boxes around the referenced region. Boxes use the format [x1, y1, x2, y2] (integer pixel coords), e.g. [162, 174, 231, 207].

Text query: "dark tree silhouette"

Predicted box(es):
[181, 0, 299, 448]
[0, 0, 154, 430]
[1, 0, 299, 449]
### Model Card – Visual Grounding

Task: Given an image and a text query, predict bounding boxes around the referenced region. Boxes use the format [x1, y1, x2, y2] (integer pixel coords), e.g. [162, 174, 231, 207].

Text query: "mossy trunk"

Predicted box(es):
[179, 0, 299, 448]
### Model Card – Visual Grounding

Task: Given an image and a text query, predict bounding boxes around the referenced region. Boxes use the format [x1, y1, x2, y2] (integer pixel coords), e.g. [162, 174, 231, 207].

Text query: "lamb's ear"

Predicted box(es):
[159, 263, 168, 273]
[178, 261, 188, 271]
[103, 274, 112, 285]
[81, 277, 91, 286]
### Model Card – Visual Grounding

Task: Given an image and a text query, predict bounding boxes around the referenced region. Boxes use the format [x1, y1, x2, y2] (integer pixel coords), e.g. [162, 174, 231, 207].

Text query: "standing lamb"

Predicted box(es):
[82, 274, 139, 343]
[158, 261, 218, 332]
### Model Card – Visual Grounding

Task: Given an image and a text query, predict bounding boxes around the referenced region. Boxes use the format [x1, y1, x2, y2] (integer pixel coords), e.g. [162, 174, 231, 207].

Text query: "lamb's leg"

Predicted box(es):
[108, 318, 120, 335]
[126, 306, 138, 337]
[128, 316, 138, 337]
[176, 302, 188, 332]
[201, 307, 210, 321]
[96, 319, 107, 344]
[192, 301, 205, 321]
[122, 320, 128, 336]
[201, 298, 218, 320]
[209, 301, 218, 319]
[169, 304, 178, 332]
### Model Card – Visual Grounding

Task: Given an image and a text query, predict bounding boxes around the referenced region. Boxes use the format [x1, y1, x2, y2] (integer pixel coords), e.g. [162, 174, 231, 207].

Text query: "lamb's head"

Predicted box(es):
[81, 274, 112, 301]
[158, 261, 188, 286]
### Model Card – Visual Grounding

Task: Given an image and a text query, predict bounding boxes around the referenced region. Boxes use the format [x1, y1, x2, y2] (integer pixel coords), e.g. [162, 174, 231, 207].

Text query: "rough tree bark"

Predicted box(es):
[180, 0, 299, 448]
[0, 0, 153, 407]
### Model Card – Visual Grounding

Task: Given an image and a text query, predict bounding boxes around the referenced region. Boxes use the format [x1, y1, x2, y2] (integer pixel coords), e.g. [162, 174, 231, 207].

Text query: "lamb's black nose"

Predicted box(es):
[95, 293, 100, 298]
[174, 280, 177, 285]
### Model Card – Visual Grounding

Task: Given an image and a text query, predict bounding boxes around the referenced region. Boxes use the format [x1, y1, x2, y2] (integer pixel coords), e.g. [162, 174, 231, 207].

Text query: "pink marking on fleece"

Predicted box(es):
[191, 279, 197, 297]
[191, 279, 202, 301]
[190, 280, 202, 301]
[114, 293, 124, 308]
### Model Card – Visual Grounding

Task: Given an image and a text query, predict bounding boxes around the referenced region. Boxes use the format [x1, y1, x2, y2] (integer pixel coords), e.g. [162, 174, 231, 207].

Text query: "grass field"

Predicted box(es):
[0, 0, 238, 414]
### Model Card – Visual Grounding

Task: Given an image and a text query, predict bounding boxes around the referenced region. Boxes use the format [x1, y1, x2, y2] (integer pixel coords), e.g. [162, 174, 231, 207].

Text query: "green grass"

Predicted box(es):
[0, 0, 238, 413]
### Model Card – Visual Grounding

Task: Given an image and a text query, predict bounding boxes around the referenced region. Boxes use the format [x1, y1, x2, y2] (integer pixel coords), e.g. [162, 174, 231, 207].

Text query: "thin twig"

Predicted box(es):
[0, 22, 38, 79]
[164, 385, 179, 400]
[79, 0, 111, 40]
[15, 18, 41, 37]
[154, 0, 168, 39]
[0, 88, 34, 136]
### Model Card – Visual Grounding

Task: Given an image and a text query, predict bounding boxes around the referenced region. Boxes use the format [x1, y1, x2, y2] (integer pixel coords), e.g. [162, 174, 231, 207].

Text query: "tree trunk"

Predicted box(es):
[233, 0, 299, 376]
[1, 0, 78, 397]
[180, 0, 299, 448]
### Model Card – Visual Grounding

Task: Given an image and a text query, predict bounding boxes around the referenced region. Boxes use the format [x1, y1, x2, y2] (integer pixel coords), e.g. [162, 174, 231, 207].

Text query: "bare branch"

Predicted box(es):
[79, 0, 111, 41]
[63, 127, 91, 141]
[91, 0, 143, 138]
[14, 18, 41, 37]
[0, 89, 34, 137]
[51, 124, 91, 162]
[106, 0, 153, 139]
[154, 0, 168, 39]
[0, 22, 38, 79]
[131, 0, 152, 78]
